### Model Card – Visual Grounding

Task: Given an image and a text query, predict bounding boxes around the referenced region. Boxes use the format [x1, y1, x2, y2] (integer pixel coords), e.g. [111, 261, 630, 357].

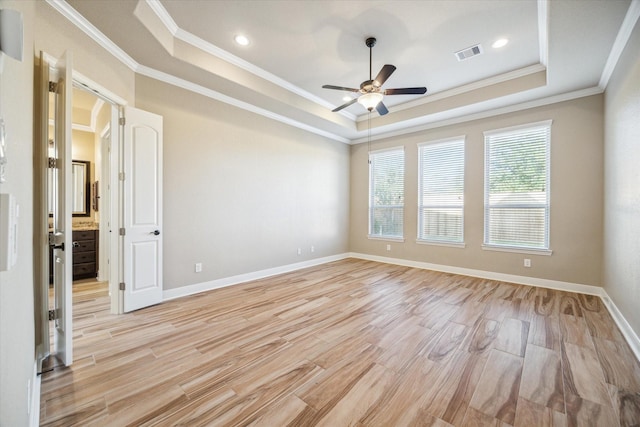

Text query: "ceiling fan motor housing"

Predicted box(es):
[360, 80, 379, 93]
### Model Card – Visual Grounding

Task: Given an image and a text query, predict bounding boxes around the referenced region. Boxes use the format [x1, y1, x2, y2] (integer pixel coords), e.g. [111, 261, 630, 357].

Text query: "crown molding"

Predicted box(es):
[45, 0, 139, 71]
[136, 64, 350, 144]
[599, 0, 640, 89]
[351, 86, 603, 145]
[45, 2, 350, 144]
[357, 63, 547, 121]
[142, 0, 357, 122]
[145, 0, 178, 35]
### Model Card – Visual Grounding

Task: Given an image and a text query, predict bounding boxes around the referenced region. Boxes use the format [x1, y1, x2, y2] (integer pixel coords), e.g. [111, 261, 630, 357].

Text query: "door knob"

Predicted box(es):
[151, 230, 160, 236]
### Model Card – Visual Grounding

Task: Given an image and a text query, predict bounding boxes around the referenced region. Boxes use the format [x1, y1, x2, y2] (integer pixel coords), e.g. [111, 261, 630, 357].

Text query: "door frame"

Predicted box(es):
[41, 52, 128, 317]
[72, 78, 126, 315]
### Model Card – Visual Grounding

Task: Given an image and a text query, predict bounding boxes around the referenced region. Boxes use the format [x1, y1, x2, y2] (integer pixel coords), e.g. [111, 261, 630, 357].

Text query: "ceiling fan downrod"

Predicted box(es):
[366, 37, 376, 82]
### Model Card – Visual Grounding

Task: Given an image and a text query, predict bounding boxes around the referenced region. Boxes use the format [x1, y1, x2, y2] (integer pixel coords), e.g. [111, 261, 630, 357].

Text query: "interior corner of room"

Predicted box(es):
[1, 0, 640, 425]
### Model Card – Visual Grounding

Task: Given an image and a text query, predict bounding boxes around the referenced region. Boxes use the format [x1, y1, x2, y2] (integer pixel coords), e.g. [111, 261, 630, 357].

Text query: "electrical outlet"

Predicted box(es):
[311, 245, 315, 253]
[297, 248, 302, 255]
[524, 259, 531, 268]
[386, 244, 391, 251]
[195, 263, 202, 273]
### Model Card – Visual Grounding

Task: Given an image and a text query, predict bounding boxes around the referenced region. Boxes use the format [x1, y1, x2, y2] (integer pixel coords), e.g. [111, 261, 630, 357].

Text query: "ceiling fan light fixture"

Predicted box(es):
[358, 92, 384, 111]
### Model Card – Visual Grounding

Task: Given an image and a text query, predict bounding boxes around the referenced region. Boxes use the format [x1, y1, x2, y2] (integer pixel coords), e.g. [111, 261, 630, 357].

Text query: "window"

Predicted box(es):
[484, 121, 551, 251]
[418, 138, 465, 244]
[369, 147, 404, 239]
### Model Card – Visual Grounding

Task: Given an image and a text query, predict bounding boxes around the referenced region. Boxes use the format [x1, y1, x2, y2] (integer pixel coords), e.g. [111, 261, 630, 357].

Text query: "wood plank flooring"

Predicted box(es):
[39, 259, 640, 426]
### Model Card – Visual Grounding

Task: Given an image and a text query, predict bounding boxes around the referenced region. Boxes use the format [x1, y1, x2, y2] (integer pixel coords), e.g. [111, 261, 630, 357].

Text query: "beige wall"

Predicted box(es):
[0, 1, 35, 425]
[350, 95, 604, 286]
[603, 19, 640, 334]
[134, 75, 351, 290]
[34, 1, 135, 105]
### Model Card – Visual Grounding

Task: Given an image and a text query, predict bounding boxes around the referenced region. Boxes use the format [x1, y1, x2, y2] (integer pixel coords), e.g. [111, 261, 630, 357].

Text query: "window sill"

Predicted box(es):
[416, 239, 466, 249]
[482, 244, 552, 256]
[368, 235, 405, 243]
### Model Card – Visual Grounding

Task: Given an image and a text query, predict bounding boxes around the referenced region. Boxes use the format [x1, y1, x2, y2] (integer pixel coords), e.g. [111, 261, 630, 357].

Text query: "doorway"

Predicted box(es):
[44, 84, 115, 365]
[36, 52, 165, 371]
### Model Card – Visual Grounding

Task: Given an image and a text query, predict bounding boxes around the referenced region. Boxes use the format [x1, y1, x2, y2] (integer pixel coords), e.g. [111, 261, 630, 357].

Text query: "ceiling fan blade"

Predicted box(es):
[384, 87, 427, 95]
[373, 64, 396, 87]
[332, 97, 358, 112]
[375, 101, 389, 116]
[322, 84, 359, 92]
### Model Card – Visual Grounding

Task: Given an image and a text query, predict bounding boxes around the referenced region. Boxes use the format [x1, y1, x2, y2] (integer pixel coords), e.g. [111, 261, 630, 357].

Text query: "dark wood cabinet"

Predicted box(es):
[72, 229, 98, 281]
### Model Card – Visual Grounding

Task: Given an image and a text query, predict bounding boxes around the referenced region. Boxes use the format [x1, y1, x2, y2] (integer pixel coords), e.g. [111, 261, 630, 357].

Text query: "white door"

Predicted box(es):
[51, 51, 74, 366]
[123, 106, 163, 312]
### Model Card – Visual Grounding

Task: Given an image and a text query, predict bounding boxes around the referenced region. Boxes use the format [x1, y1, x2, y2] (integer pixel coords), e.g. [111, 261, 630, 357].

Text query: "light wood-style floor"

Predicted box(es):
[40, 259, 640, 426]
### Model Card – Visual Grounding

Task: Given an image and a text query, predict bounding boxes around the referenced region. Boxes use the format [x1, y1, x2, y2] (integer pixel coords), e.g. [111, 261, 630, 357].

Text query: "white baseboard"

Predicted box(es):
[162, 251, 640, 362]
[348, 252, 603, 295]
[163, 253, 350, 301]
[30, 362, 40, 427]
[600, 289, 640, 362]
[349, 252, 640, 361]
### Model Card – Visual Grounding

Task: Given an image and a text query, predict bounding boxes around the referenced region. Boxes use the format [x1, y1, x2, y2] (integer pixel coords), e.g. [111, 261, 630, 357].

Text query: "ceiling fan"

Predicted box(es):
[322, 37, 427, 116]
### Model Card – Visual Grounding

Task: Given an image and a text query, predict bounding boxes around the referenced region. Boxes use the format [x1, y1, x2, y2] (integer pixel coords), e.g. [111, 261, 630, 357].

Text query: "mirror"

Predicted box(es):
[48, 159, 91, 217]
[72, 160, 90, 216]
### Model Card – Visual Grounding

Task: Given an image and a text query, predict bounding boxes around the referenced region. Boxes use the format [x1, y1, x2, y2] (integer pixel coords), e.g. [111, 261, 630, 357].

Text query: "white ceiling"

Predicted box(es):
[59, 0, 636, 143]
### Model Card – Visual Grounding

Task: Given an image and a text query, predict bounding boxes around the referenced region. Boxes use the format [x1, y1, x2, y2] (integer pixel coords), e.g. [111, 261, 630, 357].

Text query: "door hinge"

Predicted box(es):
[48, 309, 57, 321]
[119, 282, 125, 291]
[48, 81, 58, 93]
[119, 172, 125, 181]
[48, 157, 58, 168]
[119, 117, 126, 126]
[119, 228, 126, 236]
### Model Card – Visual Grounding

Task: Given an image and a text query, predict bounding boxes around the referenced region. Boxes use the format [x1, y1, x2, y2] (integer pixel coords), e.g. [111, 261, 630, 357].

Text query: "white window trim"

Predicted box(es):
[483, 120, 553, 138]
[368, 146, 405, 240]
[368, 236, 405, 243]
[482, 244, 552, 256]
[416, 239, 466, 249]
[417, 136, 466, 245]
[483, 120, 552, 251]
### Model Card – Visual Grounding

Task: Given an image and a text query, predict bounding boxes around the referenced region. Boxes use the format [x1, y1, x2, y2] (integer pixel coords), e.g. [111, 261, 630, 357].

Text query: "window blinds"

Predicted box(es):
[369, 148, 404, 238]
[418, 138, 465, 243]
[484, 122, 551, 250]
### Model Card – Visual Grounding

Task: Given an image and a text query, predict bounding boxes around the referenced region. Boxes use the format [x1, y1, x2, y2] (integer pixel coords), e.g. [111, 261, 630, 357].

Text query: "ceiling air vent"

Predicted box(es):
[454, 44, 483, 61]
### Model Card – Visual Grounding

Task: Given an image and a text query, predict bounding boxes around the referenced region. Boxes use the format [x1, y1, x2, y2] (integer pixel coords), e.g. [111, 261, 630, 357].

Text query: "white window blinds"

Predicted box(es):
[418, 138, 465, 244]
[369, 147, 404, 238]
[484, 121, 551, 250]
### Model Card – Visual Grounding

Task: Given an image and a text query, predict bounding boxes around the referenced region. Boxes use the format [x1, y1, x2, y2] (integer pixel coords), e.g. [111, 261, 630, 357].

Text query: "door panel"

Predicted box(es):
[123, 107, 163, 312]
[52, 51, 74, 366]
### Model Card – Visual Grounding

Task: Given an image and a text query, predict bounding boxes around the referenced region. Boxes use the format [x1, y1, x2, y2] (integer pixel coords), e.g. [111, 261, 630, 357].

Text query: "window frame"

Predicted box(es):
[417, 136, 466, 247]
[368, 146, 405, 241]
[483, 120, 552, 255]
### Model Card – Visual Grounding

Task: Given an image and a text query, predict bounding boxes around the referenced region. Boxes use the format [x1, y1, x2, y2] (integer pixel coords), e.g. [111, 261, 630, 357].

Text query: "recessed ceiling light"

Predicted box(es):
[342, 96, 352, 102]
[234, 35, 250, 46]
[492, 38, 509, 49]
